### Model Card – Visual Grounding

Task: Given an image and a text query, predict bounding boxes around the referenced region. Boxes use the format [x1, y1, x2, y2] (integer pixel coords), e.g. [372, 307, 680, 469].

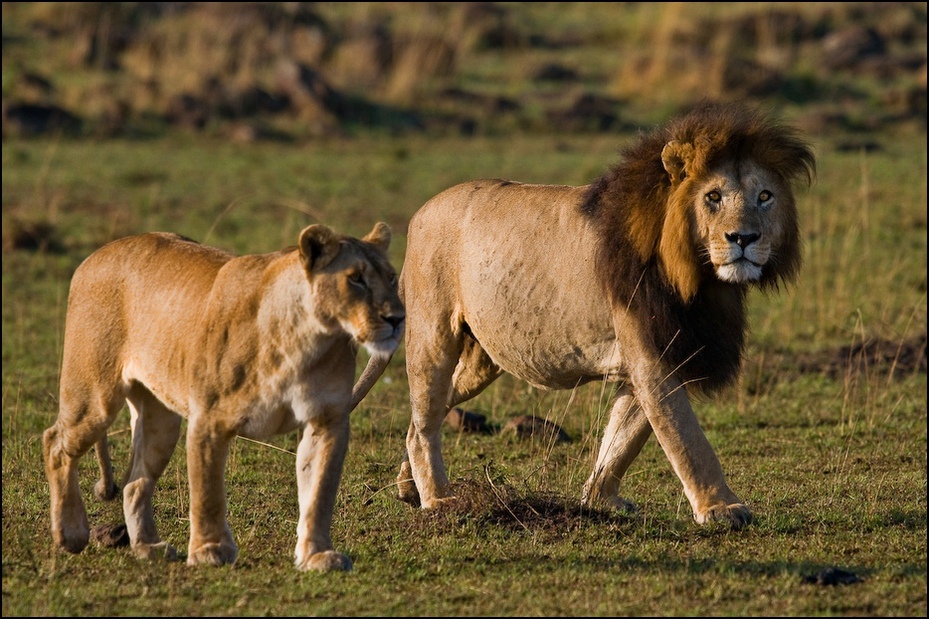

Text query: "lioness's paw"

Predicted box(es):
[297, 550, 353, 572]
[131, 541, 179, 561]
[187, 542, 237, 566]
[54, 526, 90, 555]
[421, 496, 458, 510]
[94, 478, 120, 501]
[396, 462, 419, 506]
[695, 503, 753, 528]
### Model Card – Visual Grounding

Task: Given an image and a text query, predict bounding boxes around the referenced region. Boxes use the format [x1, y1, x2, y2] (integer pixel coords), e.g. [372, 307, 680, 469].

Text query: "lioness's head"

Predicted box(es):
[299, 222, 405, 358]
[655, 104, 816, 301]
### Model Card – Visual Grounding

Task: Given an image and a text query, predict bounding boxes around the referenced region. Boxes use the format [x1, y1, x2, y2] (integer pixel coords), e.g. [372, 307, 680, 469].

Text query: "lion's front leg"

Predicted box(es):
[293, 412, 353, 572]
[634, 370, 751, 527]
[186, 413, 238, 566]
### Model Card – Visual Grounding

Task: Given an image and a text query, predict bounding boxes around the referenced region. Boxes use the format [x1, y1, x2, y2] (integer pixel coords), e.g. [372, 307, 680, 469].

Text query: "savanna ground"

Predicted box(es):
[2, 2, 927, 617]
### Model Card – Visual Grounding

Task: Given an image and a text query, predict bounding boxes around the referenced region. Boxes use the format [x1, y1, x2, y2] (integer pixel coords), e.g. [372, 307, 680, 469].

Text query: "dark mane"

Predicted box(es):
[580, 102, 815, 394]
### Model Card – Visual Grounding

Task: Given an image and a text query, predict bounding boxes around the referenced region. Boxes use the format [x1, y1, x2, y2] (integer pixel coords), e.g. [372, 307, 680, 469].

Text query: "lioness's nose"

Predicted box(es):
[384, 314, 405, 329]
[726, 232, 760, 248]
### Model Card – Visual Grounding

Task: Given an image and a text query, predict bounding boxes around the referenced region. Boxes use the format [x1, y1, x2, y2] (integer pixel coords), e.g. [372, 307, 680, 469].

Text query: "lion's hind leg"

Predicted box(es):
[397, 335, 502, 506]
[581, 388, 651, 514]
[402, 313, 484, 509]
[122, 385, 182, 561]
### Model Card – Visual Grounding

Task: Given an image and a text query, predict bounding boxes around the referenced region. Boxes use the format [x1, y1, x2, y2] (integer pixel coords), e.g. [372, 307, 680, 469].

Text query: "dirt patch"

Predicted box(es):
[796, 333, 926, 380]
[409, 474, 626, 537]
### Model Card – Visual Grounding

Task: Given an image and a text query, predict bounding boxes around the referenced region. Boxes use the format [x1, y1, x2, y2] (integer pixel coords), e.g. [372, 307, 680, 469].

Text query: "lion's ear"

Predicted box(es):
[363, 222, 391, 254]
[298, 224, 341, 272]
[661, 140, 693, 185]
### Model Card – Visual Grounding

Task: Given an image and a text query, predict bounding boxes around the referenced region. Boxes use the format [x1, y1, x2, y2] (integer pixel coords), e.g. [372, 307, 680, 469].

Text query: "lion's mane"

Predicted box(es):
[581, 102, 816, 394]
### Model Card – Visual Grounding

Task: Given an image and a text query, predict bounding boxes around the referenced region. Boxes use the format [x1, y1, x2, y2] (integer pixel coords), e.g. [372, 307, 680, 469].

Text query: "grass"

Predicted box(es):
[2, 129, 926, 616]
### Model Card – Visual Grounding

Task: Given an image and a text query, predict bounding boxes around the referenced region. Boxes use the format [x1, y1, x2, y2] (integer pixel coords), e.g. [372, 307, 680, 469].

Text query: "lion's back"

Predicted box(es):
[402, 179, 615, 386]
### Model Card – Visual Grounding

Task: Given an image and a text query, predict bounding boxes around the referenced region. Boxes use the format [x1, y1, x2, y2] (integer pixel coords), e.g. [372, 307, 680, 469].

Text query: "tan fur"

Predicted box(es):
[43, 223, 404, 571]
[381, 103, 814, 526]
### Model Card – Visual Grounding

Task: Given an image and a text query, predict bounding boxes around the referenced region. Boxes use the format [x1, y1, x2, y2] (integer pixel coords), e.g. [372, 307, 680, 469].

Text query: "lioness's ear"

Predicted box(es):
[362, 222, 391, 253]
[661, 140, 694, 186]
[299, 224, 341, 272]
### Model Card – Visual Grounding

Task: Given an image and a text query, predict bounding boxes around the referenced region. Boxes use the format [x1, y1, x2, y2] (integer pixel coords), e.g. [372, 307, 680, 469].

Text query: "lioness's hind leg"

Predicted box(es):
[122, 386, 182, 561]
[581, 389, 651, 513]
[94, 436, 120, 501]
[44, 389, 123, 554]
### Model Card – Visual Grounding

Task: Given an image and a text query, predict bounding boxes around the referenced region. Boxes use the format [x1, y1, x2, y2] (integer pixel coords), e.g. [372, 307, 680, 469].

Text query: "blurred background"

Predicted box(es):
[2, 1, 926, 144]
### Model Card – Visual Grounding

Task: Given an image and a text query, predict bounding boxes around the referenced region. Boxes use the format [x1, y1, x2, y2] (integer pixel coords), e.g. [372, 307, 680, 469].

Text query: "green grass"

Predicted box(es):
[2, 130, 926, 616]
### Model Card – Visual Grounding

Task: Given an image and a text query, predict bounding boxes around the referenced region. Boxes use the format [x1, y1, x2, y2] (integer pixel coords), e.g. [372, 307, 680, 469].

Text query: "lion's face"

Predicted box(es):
[658, 134, 805, 301]
[690, 159, 792, 285]
[302, 223, 405, 359]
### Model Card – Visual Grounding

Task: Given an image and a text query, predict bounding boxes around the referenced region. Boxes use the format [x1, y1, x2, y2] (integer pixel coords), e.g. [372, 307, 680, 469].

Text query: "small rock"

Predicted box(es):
[502, 415, 571, 443]
[445, 407, 492, 433]
[802, 567, 862, 586]
[90, 523, 130, 548]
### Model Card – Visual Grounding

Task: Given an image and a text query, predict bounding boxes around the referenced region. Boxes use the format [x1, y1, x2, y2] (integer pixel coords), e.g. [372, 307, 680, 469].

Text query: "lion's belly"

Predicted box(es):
[457, 210, 625, 389]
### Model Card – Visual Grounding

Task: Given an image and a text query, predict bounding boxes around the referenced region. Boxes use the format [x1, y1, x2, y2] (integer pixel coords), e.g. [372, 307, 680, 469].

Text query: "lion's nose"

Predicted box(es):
[725, 232, 760, 248]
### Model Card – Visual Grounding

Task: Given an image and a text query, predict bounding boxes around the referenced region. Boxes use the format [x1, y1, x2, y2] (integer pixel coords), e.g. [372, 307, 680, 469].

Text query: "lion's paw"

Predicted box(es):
[695, 503, 753, 528]
[297, 550, 353, 572]
[582, 494, 639, 515]
[132, 541, 179, 561]
[187, 542, 237, 566]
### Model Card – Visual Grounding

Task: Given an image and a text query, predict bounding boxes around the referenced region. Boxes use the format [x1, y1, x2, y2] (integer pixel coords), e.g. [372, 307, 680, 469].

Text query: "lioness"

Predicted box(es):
[358, 102, 814, 526]
[43, 222, 404, 571]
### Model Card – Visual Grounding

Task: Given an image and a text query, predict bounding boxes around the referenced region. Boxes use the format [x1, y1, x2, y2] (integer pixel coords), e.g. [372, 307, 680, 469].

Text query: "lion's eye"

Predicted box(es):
[705, 190, 722, 211]
[758, 190, 773, 205]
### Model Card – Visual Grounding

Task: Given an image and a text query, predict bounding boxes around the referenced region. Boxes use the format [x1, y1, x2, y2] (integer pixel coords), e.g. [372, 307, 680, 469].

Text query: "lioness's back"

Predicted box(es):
[61, 233, 234, 393]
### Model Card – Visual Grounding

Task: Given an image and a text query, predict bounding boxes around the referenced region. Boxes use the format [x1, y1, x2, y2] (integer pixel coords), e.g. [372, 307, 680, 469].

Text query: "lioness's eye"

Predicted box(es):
[348, 272, 365, 288]
[758, 190, 773, 204]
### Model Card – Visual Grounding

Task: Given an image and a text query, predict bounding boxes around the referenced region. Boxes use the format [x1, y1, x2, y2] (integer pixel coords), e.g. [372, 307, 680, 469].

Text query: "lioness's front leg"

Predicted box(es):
[294, 411, 352, 572]
[122, 391, 182, 561]
[186, 413, 237, 566]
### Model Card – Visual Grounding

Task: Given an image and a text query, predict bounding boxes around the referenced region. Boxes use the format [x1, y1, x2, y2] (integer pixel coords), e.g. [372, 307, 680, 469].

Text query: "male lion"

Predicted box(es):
[359, 102, 814, 526]
[43, 222, 404, 572]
